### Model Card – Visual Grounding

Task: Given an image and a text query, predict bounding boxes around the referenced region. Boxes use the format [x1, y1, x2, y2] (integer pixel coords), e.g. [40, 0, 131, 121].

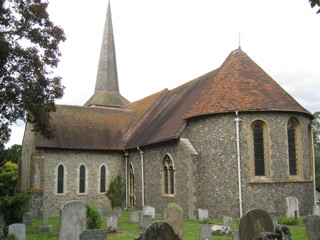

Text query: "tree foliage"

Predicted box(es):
[86, 204, 102, 229]
[310, 0, 320, 13]
[0, 0, 66, 145]
[0, 161, 17, 195]
[0, 144, 21, 165]
[312, 111, 320, 191]
[106, 175, 125, 209]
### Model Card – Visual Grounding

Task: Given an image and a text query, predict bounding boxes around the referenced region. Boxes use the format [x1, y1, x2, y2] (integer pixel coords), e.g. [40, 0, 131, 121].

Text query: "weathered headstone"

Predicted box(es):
[142, 205, 155, 219]
[239, 209, 274, 240]
[305, 215, 320, 240]
[198, 209, 209, 221]
[100, 207, 108, 216]
[163, 202, 184, 238]
[130, 210, 139, 223]
[113, 207, 121, 218]
[107, 214, 118, 232]
[223, 216, 233, 227]
[135, 221, 181, 240]
[8, 223, 25, 240]
[59, 201, 86, 240]
[39, 203, 53, 233]
[23, 212, 32, 226]
[313, 203, 320, 216]
[140, 215, 152, 229]
[285, 196, 299, 218]
[199, 224, 212, 240]
[80, 229, 106, 240]
[232, 230, 239, 240]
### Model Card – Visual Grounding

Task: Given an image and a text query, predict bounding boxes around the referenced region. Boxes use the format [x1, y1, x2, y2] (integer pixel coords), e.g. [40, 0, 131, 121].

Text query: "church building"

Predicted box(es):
[19, 2, 315, 218]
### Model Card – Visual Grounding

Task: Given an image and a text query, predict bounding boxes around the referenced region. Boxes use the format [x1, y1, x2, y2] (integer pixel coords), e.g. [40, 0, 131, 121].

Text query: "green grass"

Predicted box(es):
[25, 211, 308, 240]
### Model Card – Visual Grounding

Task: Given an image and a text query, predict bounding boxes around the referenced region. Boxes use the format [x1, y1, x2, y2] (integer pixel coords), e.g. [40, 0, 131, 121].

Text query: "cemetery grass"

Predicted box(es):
[26, 211, 308, 240]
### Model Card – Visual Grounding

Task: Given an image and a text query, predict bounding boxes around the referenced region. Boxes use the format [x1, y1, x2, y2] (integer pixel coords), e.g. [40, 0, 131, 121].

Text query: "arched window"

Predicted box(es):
[253, 122, 265, 176]
[162, 154, 175, 195]
[100, 165, 106, 193]
[288, 119, 298, 175]
[129, 163, 135, 207]
[57, 164, 64, 194]
[79, 165, 86, 193]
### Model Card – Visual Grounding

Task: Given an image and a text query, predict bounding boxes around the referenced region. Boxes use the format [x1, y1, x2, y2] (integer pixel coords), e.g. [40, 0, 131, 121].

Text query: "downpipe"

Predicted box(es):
[137, 146, 145, 207]
[235, 111, 243, 218]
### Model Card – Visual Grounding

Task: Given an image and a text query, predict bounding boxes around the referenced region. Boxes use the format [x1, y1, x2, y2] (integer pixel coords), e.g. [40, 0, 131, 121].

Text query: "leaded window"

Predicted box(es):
[57, 164, 64, 194]
[288, 120, 297, 175]
[79, 165, 86, 193]
[162, 154, 175, 195]
[129, 163, 135, 207]
[100, 165, 106, 193]
[253, 122, 265, 176]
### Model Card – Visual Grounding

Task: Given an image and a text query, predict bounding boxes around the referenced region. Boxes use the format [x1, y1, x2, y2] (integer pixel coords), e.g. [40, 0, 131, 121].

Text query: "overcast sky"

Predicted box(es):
[6, 0, 320, 147]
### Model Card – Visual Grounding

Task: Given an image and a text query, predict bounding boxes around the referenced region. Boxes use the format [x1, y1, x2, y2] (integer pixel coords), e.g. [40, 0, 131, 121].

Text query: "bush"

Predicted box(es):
[106, 175, 125, 208]
[86, 205, 102, 229]
[0, 192, 30, 236]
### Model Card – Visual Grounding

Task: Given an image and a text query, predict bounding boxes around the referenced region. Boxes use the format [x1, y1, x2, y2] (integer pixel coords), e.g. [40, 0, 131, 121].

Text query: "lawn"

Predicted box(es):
[25, 211, 308, 240]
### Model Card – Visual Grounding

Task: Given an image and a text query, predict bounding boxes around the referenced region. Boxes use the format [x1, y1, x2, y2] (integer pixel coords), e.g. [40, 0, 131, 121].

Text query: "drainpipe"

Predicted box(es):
[124, 151, 129, 209]
[235, 111, 243, 218]
[311, 130, 317, 205]
[137, 146, 145, 207]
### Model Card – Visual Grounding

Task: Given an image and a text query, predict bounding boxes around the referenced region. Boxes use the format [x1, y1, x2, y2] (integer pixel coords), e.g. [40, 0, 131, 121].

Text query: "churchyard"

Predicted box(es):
[14, 206, 308, 240]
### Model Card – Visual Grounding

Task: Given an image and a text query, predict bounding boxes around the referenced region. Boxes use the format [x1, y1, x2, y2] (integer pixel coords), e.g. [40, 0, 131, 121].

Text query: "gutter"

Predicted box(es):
[235, 111, 243, 218]
[137, 146, 145, 207]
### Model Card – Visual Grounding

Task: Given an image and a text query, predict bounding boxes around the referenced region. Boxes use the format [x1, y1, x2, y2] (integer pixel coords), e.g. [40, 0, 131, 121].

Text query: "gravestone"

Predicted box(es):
[23, 212, 32, 226]
[223, 216, 233, 227]
[100, 207, 108, 216]
[285, 196, 299, 218]
[59, 200, 86, 240]
[163, 202, 183, 238]
[8, 223, 25, 240]
[135, 221, 181, 240]
[239, 209, 274, 240]
[305, 215, 320, 240]
[199, 224, 212, 240]
[107, 214, 118, 232]
[232, 231, 239, 240]
[113, 207, 121, 218]
[198, 209, 209, 221]
[313, 203, 320, 216]
[39, 203, 53, 233]
[130, 210, 139, 223]
[142, 205, 155, 219]
[80, 229, 106, 240]
[140, 215, 152, 229]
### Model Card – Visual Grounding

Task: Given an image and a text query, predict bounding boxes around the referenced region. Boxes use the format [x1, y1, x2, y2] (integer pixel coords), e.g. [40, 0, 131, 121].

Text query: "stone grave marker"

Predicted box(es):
[198, 208, 209, 221]
[199, 224, 212, 240]
[142, 205, 155, 219]
[113, 207, 121, 218]
[80, 229, 106, 240]
[140, 215, 152, 229]
[239, 209, 274, 240]
[23, 212, 32, 226]
[8, 223, 25, 240]
[223, 216, 233, 227]
[100, 207, 108, 216]
[135, 221, 181, 240]
[39, 203, 53, 233]
[130, 210, 139, 223]
[59, 200, 86, 240]
[107, 214, 118, 232]
[163, 202, 184, 238]
[313, 202, 320, 216]
[286, 196, 299, 218]
[305, 215, 320, 240]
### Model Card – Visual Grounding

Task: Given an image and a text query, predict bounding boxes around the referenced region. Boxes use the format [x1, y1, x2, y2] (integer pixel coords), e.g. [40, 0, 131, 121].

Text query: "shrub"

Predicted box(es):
[86, 205, 102, 229]
[106, 175, 125, 208]
[0, 192, 30, 236]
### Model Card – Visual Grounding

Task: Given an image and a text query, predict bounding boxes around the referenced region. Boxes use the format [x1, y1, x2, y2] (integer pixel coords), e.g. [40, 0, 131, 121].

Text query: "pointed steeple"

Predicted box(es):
[85, 1, 129, 107]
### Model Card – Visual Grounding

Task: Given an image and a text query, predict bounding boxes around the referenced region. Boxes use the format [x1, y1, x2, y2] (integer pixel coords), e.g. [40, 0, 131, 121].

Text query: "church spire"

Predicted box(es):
[85, 1, 129, 107]
[95, 0, 118, 93]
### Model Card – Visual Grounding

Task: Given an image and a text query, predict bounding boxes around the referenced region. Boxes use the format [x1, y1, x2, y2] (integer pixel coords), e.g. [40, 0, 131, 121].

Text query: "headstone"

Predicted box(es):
[135, 221, 181, 240]
[163, 202, 184, 238]
[140, 215, 152, 229]
[100, 207, 108, 216]
[39, 203, 53, 233]
[285, 196, 299, 218]
[59, 200, 86, 240]
[223, 216, 233, 227]
[239, 209, 274, 240]
[22, 212, 32, 226]
[80, 229, 106, 240]
[142, 205, 155, 219]
[130, 210, 139, 223]
[8, 223, 25, 240]
[313, 202, 320, 216]
[232, 231, 239, 240]
[107, 214, 118, 232]
[113, 207, 121, 218]
[305, 215, 320, 240]
[198, 209, 209, 221]
[199, 224, 212, 240]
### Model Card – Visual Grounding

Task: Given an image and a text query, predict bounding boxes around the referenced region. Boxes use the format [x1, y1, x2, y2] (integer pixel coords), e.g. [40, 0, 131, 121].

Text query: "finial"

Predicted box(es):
[238, 32, 242, 51]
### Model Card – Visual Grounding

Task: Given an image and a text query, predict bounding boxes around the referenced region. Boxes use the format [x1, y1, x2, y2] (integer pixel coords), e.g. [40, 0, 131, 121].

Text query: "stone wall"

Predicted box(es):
[41, 149, 125, 215]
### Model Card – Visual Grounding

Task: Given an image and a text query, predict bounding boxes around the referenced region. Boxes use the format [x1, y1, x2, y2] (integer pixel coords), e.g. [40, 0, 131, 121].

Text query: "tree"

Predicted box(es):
[0, 0, 66, 145]
[106, 176, 125, 208]
[0, 161, 17, 195]
[0, 144, 21, 166]
[310, 0, 320, 13]
[312, 111, 320, 191]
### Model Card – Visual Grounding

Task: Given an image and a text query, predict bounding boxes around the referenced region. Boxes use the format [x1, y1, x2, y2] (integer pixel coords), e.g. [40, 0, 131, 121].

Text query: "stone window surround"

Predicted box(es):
[54, 163, 68, 195]
[161, 153, 176, 197]
[249, 119, 271, 182]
